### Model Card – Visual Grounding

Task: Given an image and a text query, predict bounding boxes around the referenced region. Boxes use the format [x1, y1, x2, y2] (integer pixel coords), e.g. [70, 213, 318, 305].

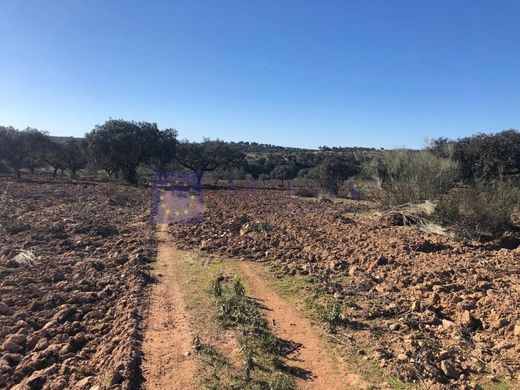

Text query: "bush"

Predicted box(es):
[0, 160, 10, 174]
[430, 130, 520, 182]
[0, 191, 23, 234]
[362, 150, 459, 206]
[307, 156, 359, 195]
[435, 180, 520, 240]
[317, 300, 343, 333]
[294, 187, 318, 198]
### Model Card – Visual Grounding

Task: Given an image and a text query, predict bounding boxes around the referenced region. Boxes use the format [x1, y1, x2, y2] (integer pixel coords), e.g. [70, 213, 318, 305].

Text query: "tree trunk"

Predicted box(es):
[15, 168, 21, 179]
[195, 171, 203, 187]
[53, 167, 58, 177]
[30, 167, 36, 174]
[124, 167, 138, 186]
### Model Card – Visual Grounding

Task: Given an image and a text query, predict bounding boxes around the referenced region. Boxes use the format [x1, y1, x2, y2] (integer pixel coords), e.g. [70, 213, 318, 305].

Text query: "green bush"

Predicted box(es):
[0, 191, 23, 234]
[435, 180, 520, 240]
[362, 150, 459, 206]
[431, 130, 520, 182]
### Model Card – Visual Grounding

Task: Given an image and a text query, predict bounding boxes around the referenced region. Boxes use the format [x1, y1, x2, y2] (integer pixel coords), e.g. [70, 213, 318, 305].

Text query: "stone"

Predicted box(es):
[438, 350, 452, 360]
[72, 376, 94, 389]
[2, 335, 25, 354]
[411, 300, 422, 312]
[514, 324, 520, 337]
[2, 341, 22, 354]
[441, 360, 460, 380]
[397, 353, 407, 361]
[442, 319, 456, 330]
[0, 302, 12, 316]
[492, 318, 508, 329]
[34, 338, 49, 352]
[375, 256, 389, 266]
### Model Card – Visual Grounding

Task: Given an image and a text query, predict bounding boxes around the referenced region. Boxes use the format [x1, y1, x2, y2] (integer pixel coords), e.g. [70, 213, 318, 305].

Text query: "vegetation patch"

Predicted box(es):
[173, 254, 296, 389]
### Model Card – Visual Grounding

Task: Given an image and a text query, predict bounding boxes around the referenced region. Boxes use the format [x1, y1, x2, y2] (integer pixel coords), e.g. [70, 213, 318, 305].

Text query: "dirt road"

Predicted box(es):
[239, 261, 367, 390]
[142, 188, 365, 389]
[141, 226, 197, 390]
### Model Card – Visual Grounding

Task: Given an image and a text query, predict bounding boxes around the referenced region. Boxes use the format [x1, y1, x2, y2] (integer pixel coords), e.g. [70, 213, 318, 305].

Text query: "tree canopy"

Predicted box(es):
[85, 120, 177, 185]
[175, 139, 245, 186]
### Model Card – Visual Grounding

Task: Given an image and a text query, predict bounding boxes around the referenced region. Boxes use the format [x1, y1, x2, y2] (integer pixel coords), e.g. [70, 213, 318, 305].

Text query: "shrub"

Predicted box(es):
[270, 164, 296, 185]
[0, 191, 23, 234]
[317, 300, 343, 333]
[307, 156, 359, 195]
[430, 130, 520, 182]
[362, 150, 459, 206]
[294, 187, 317, 198]
[435, 180, 520, 240]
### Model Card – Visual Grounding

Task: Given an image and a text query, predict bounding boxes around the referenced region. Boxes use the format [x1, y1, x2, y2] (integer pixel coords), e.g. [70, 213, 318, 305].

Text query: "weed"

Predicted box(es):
[317, 300, 343, 333]
[210, 275, 224, 297]
[209, 275, 296, 389]
[233, 279, 246, 297]
[0, 190, 24, 234]
[268, 372, 297, 390]
[435, 180, 520, 240]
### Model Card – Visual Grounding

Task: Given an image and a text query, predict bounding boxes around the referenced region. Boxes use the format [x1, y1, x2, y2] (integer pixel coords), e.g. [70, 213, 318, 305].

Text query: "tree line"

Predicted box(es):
[0, 119, 365, 189]
[1, 121, 519, 196]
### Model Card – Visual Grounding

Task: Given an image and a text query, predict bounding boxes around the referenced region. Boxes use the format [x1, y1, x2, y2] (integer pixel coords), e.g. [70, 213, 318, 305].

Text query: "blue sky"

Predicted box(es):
[0, 0, 519, 149]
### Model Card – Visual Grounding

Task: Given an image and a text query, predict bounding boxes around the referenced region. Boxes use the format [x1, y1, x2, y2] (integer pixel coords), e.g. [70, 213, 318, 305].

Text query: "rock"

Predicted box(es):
[514, 323, 520, 337]
[492, 318, 508, 329]
[411, 300, 422, 312]
[0, 302, 12, 315]
[441, 360, 460, 380]
[72, 376, 94, 389]
[2, 340, 22, 354]
[438, 349, 452, 360]
[458, 310, 483, 330]
[109, 368, 124, 385]
[375, 256, 389, 266]
[52, 271, 65, 282]
[52, 304, 76, 323]
[2, 335, 26, 354]
[442, 319, 457, 330]
[114, 255, 129, 265]
[33, 338, 49, 352]
[4, 353, 23, 366]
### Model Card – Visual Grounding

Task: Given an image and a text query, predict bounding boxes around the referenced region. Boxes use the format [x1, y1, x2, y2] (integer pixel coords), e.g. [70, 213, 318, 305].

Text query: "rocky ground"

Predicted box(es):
[169, 186, 520, 389]
[0, 177, 155, 389]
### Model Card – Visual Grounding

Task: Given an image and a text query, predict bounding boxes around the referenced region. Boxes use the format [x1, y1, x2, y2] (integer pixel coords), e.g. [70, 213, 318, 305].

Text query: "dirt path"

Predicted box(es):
[141, 226, 197, 390]
[239, 261, 367, 390]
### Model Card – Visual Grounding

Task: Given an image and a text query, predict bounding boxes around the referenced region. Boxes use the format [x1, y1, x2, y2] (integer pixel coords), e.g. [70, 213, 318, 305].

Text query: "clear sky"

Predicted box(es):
[0, 1, 519, 149]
